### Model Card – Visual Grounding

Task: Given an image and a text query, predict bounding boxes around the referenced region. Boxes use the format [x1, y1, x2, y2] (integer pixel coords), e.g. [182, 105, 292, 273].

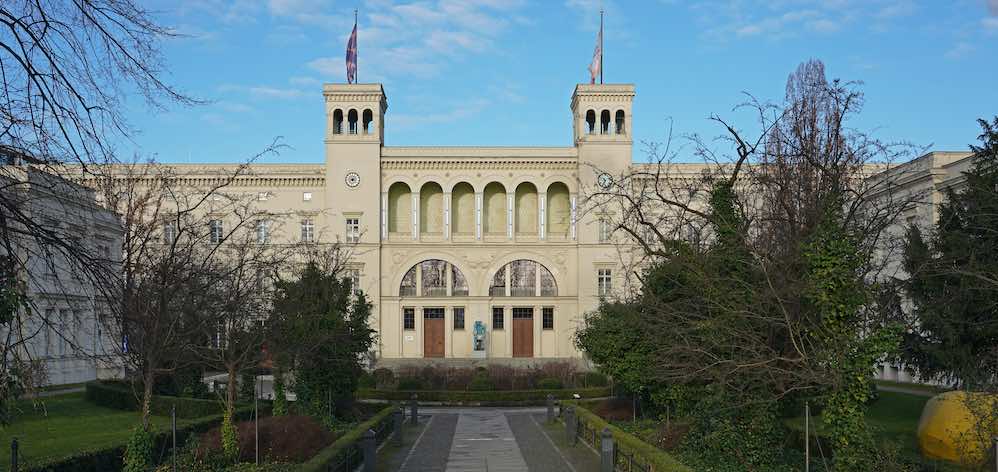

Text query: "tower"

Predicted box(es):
[571, 84, 635, 185]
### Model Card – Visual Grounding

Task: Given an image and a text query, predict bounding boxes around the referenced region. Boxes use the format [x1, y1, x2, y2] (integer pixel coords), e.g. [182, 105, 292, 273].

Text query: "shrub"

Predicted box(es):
[272, 374, 287, 416]
[575, 371, 609, 387]
[468, 374, 494, 391]
[357, 372, 376, 389]
[299, 406, 396, 472]
[537, 377, 563, 390]
[356, 387, 611, 404]
[567, 401, 690, 471]
[123, 427, 154, 472]
[200, 415, 334, 463]
[85, 381, 228, 419]
[371, 368, 394, 389]
[396, 377, 424, 391]
[221, 411, 239, 462]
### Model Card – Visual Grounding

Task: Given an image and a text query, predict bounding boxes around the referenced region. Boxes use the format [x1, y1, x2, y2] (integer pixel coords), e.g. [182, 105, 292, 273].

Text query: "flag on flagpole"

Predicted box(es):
[588, 15, 602, 84]
[346, 19, 358, 84]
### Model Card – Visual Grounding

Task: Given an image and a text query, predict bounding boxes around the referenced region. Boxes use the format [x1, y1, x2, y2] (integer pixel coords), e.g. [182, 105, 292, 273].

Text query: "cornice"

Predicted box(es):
[381, 158, 577, 171]
[381, 146, 578, 159]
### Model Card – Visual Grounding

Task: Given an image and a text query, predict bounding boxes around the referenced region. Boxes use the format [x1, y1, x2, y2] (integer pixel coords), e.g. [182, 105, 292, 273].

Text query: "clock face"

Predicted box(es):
[345, 172, 361, 188]
[597, 173, 613, 189]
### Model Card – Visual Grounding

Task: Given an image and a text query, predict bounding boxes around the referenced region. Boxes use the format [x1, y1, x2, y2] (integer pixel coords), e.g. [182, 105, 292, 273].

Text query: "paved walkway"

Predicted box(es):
[389, 408, 599, 472]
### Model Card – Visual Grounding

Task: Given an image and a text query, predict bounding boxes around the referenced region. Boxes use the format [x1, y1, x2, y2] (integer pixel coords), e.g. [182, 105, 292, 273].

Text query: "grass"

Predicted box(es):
[875, 379, 953, 396]
[0, 392, 185, 466]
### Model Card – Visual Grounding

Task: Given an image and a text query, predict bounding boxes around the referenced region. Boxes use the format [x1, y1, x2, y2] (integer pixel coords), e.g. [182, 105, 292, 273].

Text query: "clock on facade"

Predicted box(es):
[597, 172, 613, 189]
[345, 172, 361, 188]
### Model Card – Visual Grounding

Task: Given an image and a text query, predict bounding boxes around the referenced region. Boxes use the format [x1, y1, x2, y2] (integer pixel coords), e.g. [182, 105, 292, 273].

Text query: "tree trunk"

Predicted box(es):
[226, 364, 238, 417]
[141, 367, 155, 431]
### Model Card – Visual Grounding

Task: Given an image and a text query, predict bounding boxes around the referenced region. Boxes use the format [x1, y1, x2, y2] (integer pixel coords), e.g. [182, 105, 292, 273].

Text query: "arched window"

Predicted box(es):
[363, 109, 374, 134]
[483, 182, 506, 235]
[387, 182, 412, 235]
[420, 182, 443, 235]
[585, 109, 596, 134]
[600, 110, 611, 134]
[333, 109, 344, 134]
[451, 182, 475, 235]
[488, 260, 557, 297]
[546, 182, 570, 238]
[347, 109, 359, 134]
[399, 259, 469, 297]
[615, 110, 625, 135]
[514, 182, 537, 236]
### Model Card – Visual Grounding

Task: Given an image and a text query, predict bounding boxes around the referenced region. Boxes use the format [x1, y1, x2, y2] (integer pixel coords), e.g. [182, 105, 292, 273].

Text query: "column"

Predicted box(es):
[570, 194, 577, 240]
[507, 193, 514, 239]
[443, 192, 451, 240]
[504, 264, 511, 297]
[415, 263, 422, 297]
[538, 192, 546, 239]
[534, 263, 541, 297]
[411, 192, 420, 241]
[381, 193, 388, 240]
[475, 192, 483, 240]
[446, 263, 453, 297]
[534, 304, 542, 358]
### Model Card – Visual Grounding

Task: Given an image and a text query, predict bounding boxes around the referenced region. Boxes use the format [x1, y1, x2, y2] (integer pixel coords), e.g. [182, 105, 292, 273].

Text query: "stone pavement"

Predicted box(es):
[390, 407, 600, 472]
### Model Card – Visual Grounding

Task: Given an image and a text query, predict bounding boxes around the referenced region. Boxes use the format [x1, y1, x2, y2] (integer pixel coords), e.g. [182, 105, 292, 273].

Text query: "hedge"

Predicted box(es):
[298, 405, 397, 472]
[564, 401, 691, 472]
[85, 381, 234, 419]
[357, 387, 610, 404]
[22, 405, 258, 472]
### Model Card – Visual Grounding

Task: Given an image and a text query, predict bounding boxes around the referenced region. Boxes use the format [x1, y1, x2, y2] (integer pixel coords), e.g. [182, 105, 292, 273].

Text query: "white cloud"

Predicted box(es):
[392, 98, 491, 129]
[218, 84, 310, 100]
[984, 16, 998, 32]
[944, 42, 973, 59]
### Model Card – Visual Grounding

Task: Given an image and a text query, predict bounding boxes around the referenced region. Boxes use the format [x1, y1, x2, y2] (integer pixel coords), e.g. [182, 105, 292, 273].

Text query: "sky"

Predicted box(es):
[128, 0, 998, 164]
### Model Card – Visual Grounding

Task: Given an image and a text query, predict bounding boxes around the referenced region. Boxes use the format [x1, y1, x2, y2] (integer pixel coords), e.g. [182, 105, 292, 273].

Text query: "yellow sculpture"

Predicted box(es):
[917, 391, 998, 465]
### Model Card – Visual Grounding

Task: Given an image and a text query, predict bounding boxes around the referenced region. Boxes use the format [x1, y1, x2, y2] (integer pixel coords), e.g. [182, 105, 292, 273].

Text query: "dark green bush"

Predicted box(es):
[578, 371, 609, 387]
[371, 368, 394, 389]
[536, 377, 563, 390]
[85, 381, 229, 419]
[396, 377, 424, 391]
[356, 387, 610, 404]
[356, 372, 376, 389]
[468, 374, 494, 391]
[299, 405, 396, 472]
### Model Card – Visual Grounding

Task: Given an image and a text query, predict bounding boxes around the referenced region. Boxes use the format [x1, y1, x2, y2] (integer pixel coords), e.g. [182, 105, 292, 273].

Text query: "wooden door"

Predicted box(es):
[512, 307, 534, 358]
[423, 308, 445, 358]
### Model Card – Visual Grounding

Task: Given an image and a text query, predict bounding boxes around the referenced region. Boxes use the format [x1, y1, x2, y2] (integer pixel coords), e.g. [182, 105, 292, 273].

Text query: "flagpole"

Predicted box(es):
[354, 9, 358, 83]
[599, 8, 604, 84]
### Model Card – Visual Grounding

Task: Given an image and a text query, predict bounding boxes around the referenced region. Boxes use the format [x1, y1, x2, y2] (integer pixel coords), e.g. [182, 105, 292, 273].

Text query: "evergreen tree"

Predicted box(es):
[902, 116, 998, 389]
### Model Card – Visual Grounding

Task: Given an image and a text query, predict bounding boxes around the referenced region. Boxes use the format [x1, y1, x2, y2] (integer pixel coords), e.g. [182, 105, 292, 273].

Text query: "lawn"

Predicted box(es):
[0, 392, 180, 467]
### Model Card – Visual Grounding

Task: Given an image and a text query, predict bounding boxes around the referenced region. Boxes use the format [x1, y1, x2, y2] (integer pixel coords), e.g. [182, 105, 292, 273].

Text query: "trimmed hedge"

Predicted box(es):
[357, 387, 610, 404]
[85, 381, 231, 419]
[22, 405, 258, 472]
[563, 401, 690, 472]
[298, 405, 397, 472]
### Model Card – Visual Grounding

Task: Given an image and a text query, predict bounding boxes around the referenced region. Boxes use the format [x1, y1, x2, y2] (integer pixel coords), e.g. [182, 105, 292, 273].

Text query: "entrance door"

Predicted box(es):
[512, 307, 534, 358]
[423, 308, 445, 358]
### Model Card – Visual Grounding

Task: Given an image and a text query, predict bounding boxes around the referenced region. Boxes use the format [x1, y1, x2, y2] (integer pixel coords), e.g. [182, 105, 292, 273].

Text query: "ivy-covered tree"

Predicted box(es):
[269, 261, 375, 420]
[902, 116, 998, 391]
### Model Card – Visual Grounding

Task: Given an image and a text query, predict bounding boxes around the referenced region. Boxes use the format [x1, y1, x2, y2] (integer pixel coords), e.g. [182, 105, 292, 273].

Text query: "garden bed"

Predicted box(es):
[357, 386, 610, 405]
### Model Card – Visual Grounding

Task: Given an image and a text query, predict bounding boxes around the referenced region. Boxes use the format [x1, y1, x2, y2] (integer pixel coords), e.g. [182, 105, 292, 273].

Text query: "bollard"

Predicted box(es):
[564, 406, 577, 446]
[393, 408, 404, 446]
[600, 427, 614, 472]
[171, 406, 177, 472]
[11, 438, 18, 472]
[993, 436, 998, 472]
[546, 394, 555, 422]
[362, 429, 376, 472]
[409, 394, 419, 425]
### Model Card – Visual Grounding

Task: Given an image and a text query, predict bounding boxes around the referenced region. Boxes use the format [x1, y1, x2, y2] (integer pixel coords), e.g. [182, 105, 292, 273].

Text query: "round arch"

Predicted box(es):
[395, 257, 472, 297]
[483, 256, 561, 297]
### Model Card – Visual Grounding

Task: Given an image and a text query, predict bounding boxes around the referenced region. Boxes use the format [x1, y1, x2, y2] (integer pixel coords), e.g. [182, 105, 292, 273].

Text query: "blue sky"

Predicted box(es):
[129, 0, 998, 164]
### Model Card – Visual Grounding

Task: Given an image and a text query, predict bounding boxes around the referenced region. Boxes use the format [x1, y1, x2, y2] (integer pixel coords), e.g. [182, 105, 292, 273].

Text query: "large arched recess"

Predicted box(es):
[397, 258, 471, 297]
[546, 182, 570, 238]
[387, 182, 412, 235]
[451, 182, 475, 235]
[483, 182, 507, 235]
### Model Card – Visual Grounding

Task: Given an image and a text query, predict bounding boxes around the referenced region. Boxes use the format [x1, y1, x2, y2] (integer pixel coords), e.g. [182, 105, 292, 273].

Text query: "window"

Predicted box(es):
[543, 307, 554, 330]
[303, 192, 313, 201]
[44, 309, 55, 357]
[346, 269, 361, 295]
[492, 307, 504, 330]
[163, 221, 177, 244]
[400, 269, 416, 297]
[423, 307, 444, 319]
[257, 192, 269, 201]
[58, 310, 69, 356]
[512, 307, 533, 319]
[256, 220, 269, 244]
[453, 307, 465, 330]
[301, 218, 314, 243]
[597, 268, 612, 297]
[598, 217, 611, 242]
[345, 218, 360, 243]
[403, 308, 415, 330]
[209, 220, 223, 243]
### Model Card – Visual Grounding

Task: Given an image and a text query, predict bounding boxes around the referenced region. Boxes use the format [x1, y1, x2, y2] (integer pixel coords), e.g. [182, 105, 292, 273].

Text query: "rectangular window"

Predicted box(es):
[58, 310, 69, 356]
[512, 307, 533, 319]
[163, 221, 177, 244]
[492, 307, 504, 330]
[597, 268, 612, 297]
[345, 218, 360, 243]
[453, 307, 465, 330]
[423, 307, 445, 319]
[403, 308, 415, 330]
[44, 309, 55, 357]
[303, 192, 313, 201]
[543, 307, 554, 330]
[301, 218, 314, 243]
[209, 219, 223, 243]
[346, 269, 361, 296]
[256, 220, 269, 244]
[598, 217, 611, 242]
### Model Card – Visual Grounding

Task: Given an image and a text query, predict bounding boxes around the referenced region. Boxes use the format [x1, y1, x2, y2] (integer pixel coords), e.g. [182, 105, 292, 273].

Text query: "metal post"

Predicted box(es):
[600, 428, 614, 472]
[546, 394, 554, 422]
[255, 377, 260, 465]
[993, 436, 998, 472]
[393, 408, 404, 446]
[565, 406, 577, 446]
[362, 429, 376, 472]
[11, 438, 18, 472]
[171, 406, 177, 472]
[409, 394, 418, 425]
[805, 402, 810, 472]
